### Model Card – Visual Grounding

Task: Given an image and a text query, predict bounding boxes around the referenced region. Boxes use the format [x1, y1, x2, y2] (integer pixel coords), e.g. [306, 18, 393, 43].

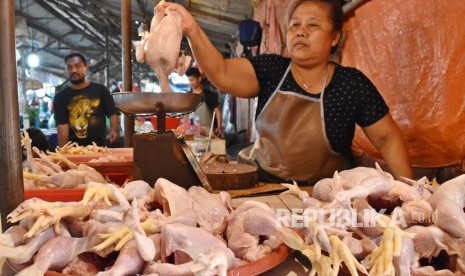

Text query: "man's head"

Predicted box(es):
[186, 67, 202, 91]
[65, 53, 89, 85]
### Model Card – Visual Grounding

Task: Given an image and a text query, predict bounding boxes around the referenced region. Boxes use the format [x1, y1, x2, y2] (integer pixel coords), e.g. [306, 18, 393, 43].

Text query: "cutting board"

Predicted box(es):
[201, 162, 259, 190]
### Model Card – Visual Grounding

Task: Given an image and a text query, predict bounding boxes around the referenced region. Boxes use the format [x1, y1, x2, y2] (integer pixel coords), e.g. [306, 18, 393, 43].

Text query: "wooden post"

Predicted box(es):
[0, 0, 24, 231]
[121, 0, 134, 147]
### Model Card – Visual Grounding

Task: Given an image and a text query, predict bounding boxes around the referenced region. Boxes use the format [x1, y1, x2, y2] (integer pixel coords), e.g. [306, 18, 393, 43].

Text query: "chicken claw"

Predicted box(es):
[329, 235, 368, 276]
[94, 198, 155, 261]
[281, 181, 309, 200]
[93, 216, 162, 253]
[24, 203, 94, 239]
[276, 227, 333, 276]
[126, 199, 155, 261]
[301, 244, 333, 276]
[82, 182, 127, 206]
[7, 198, 68, 223]
[364, 216, 415, 276]
[94, 225, 133, 252]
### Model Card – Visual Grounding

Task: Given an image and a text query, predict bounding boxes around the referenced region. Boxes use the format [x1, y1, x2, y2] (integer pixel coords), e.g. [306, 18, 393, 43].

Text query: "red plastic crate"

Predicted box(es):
[24, 189, 85, 202]
[83, 161, 133, 186]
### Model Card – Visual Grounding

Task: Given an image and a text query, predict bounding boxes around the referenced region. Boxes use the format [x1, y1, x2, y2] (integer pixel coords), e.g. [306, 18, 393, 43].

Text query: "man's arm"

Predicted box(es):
[57, 124, 70, 147]
[214, 106, 224, 139]
[108, 114, 120, 144]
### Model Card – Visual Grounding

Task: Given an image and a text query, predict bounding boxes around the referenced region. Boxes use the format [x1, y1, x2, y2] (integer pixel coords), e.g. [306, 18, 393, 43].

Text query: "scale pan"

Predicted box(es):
[113, 92, 202, 115]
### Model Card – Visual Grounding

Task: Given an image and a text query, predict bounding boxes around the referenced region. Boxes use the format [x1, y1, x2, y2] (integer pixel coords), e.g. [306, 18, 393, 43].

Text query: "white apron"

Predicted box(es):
[195, 100, 213, 129]
[238, 64, 347, 184]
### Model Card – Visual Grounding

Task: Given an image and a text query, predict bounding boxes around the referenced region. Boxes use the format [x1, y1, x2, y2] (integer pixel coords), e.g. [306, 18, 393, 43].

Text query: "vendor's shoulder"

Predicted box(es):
[335, 64, 368, 77]
[252, 54, 289, 63]
[333, 65, 379, 95]
[251, 54, 290, 75]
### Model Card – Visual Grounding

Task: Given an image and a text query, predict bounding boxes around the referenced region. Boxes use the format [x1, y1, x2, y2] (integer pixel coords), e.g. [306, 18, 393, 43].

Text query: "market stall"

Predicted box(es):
[2, 0, 465, 275]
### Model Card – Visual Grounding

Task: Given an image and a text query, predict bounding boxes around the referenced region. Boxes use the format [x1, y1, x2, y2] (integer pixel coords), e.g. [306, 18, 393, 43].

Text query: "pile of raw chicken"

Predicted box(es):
[4, 151, 465, 275]
[57, 142, 111, 155]
[21, 131, 114, 190]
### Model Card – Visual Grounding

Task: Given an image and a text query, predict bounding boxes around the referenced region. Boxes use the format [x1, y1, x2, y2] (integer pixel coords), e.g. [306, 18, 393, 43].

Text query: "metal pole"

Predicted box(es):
[122, 0, 134, 147]
[105, 28, 110, 89]
[0, 0, 24, 231]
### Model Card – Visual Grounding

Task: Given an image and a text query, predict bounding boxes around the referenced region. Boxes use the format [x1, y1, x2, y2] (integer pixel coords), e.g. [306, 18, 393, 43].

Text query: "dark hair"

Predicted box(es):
[26, 127, 49, 152]
[287, 0, 343, 34]
[185, 67, 201, 78]
[64, 52, 87, 66]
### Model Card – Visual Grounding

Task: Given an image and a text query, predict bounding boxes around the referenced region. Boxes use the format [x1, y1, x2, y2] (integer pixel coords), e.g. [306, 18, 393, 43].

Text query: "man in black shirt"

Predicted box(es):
[186, 67, 224, 138]
[53, 53, 120, 147]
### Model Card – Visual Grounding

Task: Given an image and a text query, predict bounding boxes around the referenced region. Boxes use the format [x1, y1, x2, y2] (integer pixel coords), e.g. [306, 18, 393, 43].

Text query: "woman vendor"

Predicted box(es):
[159, 0, 413, 184]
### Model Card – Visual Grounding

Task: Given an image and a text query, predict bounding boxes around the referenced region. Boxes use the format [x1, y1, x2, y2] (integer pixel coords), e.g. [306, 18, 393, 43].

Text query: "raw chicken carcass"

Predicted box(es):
[0, 225, 27, 247]
[61, 258, 100, 275]
[96, 234, 161, 276]
[427, 174, 465, 239]
[406, 225, 457, 260]
[135, 0, 183, 92]
[188, 186, 230, 236]
[226, 201, 277, 261]
[23, 163, 107, 189]
[16, 235, 95, 276]
[176, 52, 192, 76]
[0, 225, 68, 264]
[91, 178, 197, 258]
[392, 236, 417, 276]
[147, 177, 195, 216]
[143, 223, 236, 276]
[8, 198, 95, 239]
[312, 165, 393, 202]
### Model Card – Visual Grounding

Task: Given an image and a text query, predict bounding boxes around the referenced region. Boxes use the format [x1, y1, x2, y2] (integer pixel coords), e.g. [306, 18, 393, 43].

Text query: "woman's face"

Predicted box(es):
[286, 1, 339, 65]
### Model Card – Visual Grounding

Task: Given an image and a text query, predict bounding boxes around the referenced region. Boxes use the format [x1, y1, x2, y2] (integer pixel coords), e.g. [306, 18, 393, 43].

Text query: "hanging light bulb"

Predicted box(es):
[27, 53, 40, 68]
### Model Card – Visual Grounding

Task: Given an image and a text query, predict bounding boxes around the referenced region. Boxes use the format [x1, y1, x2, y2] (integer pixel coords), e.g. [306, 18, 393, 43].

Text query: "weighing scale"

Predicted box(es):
[113, 92, 212, 192]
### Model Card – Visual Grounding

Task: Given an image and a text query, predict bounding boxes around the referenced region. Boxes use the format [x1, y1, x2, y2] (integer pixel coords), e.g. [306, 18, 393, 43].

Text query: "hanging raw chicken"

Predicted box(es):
[135, 0, 183, 92]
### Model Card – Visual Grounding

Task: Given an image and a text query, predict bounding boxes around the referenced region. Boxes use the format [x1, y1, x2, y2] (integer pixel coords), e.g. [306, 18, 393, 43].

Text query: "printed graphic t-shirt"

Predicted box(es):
[53, 82, 119, 146]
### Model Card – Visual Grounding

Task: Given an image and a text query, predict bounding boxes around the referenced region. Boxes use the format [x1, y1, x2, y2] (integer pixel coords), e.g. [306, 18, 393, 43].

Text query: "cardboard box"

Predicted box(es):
[210, 138, 226, 155]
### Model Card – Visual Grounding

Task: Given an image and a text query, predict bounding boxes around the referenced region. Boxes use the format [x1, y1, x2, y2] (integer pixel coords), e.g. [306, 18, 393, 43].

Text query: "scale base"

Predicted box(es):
[133, 132, 202, 189]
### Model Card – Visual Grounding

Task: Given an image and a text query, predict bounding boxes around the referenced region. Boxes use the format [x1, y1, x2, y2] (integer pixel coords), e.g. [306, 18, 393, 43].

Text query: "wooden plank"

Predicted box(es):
[231, 195, 288, 209]
[215, 183, 287, 198]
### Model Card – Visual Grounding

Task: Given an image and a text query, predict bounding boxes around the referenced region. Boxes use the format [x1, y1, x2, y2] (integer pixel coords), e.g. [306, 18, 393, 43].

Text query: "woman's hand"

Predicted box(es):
[157, 2, 199, 38]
